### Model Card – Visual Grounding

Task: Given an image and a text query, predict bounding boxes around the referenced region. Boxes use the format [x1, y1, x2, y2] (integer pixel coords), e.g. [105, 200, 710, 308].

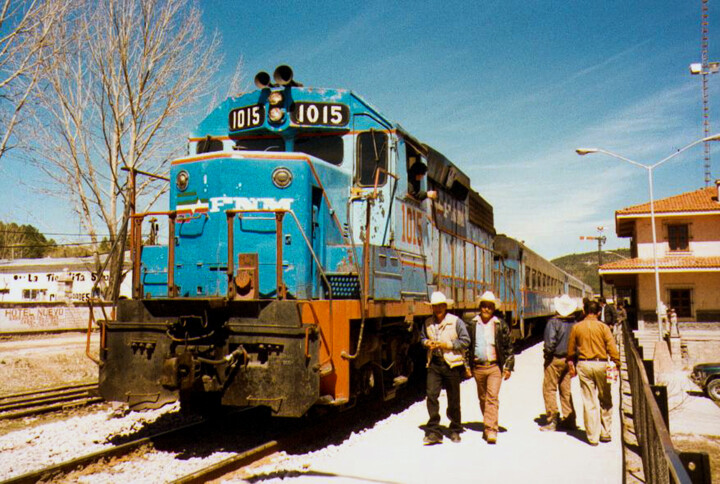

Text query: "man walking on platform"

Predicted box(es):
[467, 291, 514, 444]
[421, 291, 470, 445]
[567, 300, 620, 446]
[540, 294, 578, 432]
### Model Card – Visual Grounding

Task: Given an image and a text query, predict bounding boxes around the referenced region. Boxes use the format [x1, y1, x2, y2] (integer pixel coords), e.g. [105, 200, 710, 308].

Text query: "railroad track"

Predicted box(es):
[0, 383, 102, 420]
[3, 419, 209, 484]
[169, 440, 279, 484]
[2, 407, 279, 484]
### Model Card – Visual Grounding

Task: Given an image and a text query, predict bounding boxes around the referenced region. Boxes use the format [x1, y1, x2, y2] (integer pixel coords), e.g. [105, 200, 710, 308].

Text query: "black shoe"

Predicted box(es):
[557, 419, 578, 431]
[423, 433, 442, 445]
[450, 432, 461, 443]
[599, 435, 612, 443]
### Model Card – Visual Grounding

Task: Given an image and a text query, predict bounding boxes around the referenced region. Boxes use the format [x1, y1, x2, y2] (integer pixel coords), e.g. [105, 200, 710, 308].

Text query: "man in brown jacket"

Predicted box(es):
[567, 299, 620, 446]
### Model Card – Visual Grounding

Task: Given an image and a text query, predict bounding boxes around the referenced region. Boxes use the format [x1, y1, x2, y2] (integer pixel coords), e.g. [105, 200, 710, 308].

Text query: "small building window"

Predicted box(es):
[668, 224, 689, 251]
[669, 289, 692, 318]
[357, 130, 388, 187]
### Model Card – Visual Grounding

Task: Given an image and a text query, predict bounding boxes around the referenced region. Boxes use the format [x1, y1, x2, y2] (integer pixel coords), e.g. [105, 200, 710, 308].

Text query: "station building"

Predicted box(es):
[599, 181, 720, 325]
[0, 255, 131, 303]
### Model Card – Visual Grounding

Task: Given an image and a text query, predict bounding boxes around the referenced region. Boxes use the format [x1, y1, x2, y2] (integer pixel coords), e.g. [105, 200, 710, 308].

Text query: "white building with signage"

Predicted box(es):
[0, 255, 131, 303]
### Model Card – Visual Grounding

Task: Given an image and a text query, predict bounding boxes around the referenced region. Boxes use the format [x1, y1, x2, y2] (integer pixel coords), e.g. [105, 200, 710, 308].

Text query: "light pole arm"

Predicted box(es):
[588, 149, 647, 169]
[652, 135, 720, 169]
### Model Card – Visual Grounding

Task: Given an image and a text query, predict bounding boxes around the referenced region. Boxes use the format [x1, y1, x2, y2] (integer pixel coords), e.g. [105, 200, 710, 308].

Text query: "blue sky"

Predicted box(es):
[2, 0, 719, 260]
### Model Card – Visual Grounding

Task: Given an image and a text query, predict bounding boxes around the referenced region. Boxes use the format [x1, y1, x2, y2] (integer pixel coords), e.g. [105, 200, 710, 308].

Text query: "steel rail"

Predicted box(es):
[169, 440, 278, 484]
[2, 419, 207, 484]
[0, 382, 97, 401]
[0, 383, 101, 419]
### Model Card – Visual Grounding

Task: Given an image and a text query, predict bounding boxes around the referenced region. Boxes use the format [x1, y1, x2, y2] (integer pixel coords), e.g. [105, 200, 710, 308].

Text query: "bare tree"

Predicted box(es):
[0, 0, 68, 159]
[28, 0, 222, 301]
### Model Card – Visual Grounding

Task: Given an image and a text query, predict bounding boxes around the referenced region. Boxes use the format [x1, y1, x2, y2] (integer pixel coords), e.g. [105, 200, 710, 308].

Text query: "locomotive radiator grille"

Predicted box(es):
[327, 274, 360, 299]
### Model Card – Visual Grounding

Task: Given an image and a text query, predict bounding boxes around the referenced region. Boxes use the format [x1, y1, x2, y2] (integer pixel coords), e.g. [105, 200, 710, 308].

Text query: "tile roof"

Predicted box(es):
[599, 256, 720, 273]
[616, 186, 720, 216]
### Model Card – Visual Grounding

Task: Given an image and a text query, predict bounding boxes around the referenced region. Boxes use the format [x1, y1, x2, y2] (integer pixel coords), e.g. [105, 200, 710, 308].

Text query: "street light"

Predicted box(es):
[576, 133, 720, 339]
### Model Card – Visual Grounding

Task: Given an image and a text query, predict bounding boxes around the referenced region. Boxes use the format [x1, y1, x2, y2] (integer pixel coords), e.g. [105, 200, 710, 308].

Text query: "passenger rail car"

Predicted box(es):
[494, 235, 592, 338]
[99, 66, 588, 417]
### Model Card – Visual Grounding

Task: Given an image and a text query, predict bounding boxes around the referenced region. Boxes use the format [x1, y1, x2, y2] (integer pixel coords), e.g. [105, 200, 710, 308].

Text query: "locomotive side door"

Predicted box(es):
[394, 136, 433, 298]
[350, 124, 401, 299]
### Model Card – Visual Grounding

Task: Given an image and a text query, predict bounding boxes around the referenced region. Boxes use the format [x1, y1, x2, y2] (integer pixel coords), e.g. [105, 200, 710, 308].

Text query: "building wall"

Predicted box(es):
[0, 263, 131, 303]
[636, 272, 720, 322]
[636, 214, 720, 258]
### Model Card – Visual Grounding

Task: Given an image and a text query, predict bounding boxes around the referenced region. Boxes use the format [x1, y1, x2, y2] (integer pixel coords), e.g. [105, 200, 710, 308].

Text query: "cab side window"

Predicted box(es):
[357, 131, 388, 187]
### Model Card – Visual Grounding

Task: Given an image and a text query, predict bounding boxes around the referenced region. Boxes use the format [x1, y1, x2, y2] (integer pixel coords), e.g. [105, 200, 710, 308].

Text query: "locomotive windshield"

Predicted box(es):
[232, 132, 344, 166]
[233, 136, 284, 152]
[295, 134, 343, 165]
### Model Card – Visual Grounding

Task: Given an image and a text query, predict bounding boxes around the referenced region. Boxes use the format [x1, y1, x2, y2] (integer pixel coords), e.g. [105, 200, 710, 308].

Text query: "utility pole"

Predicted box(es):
[580, 226, 607, 298]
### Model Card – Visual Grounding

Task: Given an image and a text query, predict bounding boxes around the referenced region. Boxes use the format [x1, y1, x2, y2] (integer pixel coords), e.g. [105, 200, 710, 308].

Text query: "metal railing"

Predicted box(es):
[622, 319, 698, 483]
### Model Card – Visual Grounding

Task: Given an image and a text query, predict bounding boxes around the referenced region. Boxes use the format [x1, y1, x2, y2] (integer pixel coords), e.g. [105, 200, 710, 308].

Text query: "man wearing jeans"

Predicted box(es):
[567, 300, 620, 446]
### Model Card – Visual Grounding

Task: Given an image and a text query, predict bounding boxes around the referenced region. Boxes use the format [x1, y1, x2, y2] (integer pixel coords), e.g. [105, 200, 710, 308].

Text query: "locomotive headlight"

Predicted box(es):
[268, 91, 283, 106]
[269, 107, 285, 123]
[176, 170, 189, 191]
[272, 167, 292, 188]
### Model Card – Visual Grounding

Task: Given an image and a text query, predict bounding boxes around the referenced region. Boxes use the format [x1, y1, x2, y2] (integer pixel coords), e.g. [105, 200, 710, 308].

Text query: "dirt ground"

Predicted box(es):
[0, 333, 99, 395]
[673, 434, 720, 482]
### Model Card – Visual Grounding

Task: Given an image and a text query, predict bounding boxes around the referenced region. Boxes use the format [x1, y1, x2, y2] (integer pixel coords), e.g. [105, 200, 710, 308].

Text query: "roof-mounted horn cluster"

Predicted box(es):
[254, 65, 303, 89]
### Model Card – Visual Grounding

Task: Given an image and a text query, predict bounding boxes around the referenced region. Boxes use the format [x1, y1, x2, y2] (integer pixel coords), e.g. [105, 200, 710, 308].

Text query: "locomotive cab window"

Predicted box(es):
[197, 136, 224, 154]
[295, 134, 344, 165]
[357, 130, 388, 187]
[405, 139, 428, 199]
[233, 136, 284, 152]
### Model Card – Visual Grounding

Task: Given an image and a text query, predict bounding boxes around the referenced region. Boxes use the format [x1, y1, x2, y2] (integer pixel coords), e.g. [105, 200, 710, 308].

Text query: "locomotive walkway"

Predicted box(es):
[248, 341, 623, 483]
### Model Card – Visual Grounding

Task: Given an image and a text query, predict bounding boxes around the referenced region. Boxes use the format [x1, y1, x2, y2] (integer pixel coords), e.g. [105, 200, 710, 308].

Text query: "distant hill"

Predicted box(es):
[551, 248, 631, 295]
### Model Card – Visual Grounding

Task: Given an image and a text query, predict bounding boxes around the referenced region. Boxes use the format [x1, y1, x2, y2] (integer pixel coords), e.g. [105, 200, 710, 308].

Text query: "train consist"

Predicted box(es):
[99, 66, 591, 416]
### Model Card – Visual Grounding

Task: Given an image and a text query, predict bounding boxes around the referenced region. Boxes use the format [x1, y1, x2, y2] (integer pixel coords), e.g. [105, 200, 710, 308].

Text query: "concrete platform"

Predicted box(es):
[258, 342, 623, 483]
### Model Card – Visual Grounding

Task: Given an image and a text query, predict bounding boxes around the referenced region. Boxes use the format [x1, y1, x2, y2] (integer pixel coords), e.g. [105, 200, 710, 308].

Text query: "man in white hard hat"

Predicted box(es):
[467, 291, 514, 444]
[420, 291, 470, 444]
[540, 294, 579, 432]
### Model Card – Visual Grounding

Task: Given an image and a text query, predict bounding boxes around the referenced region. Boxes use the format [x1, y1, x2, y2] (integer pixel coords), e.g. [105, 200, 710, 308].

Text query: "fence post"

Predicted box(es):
[679, 451, 712, 484]
[650, 384, 669, 428]
[643, 359, 654, 385]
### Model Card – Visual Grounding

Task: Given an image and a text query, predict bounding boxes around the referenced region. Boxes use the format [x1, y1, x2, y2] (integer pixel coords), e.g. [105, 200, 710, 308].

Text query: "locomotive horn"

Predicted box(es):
[273, 65, 302, 87]
[254, 71, 272, 89]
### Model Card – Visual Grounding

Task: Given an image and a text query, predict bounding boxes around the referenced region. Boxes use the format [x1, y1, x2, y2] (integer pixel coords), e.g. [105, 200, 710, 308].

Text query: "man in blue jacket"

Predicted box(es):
[540, 294, 579, 432]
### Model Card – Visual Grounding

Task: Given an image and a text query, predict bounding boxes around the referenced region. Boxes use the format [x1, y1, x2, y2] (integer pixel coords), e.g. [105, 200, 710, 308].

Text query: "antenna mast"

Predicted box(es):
[702, 0, 712, 186]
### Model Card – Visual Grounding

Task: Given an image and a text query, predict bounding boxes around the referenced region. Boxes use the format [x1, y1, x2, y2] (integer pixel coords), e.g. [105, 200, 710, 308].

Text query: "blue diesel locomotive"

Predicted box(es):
[98, 66, 590, 416]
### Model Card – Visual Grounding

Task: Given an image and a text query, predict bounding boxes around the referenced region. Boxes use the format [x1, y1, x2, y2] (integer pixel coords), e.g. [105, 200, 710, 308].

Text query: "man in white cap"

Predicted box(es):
[540, 294, 579, 432]
[467, 291, 514, 444]
[420, 291, 470, 444]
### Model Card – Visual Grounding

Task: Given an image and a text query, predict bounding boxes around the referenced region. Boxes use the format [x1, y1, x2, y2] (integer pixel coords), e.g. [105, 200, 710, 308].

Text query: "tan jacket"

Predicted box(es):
[423, 313, 467, 368]
[567, 315, 620, 367]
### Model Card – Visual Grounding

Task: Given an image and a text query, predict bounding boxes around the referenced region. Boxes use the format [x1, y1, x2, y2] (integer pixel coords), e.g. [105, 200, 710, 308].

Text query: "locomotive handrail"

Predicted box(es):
[224, 208, 333, 302]
[226, 208, 335, 365]
[130, 210, 178, 299]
